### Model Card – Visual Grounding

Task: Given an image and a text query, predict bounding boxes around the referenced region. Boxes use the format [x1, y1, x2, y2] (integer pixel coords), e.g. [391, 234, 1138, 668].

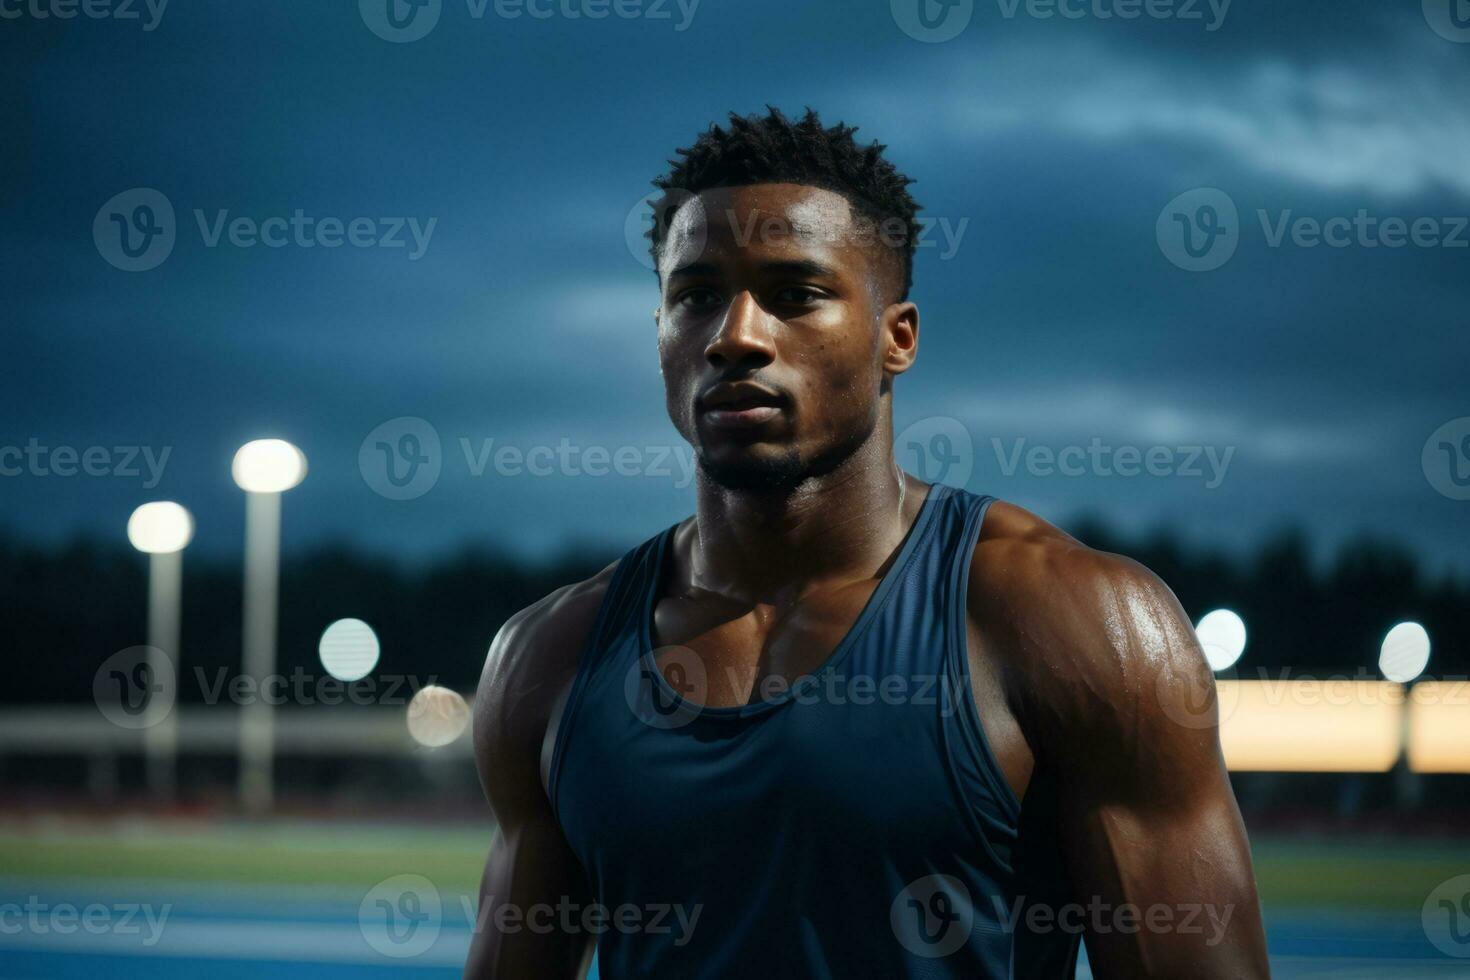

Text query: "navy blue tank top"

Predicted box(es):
[549, 485, 1080, 978]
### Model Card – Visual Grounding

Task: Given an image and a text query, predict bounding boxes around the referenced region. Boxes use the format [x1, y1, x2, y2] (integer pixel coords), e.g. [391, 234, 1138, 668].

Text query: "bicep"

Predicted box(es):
[1054, 724, 1267, 978]
[465, 784, 595, 979]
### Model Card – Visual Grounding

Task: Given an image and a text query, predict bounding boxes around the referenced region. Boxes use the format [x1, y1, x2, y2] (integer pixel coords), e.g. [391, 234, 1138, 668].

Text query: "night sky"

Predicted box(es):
[5, 0, 1468, 573]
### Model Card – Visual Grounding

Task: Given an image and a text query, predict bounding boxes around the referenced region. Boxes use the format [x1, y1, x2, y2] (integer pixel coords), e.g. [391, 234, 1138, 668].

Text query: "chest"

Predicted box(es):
[644, 580, 1033, 805]
[650, 576, 882, 708]
[565, 651, 968, 873]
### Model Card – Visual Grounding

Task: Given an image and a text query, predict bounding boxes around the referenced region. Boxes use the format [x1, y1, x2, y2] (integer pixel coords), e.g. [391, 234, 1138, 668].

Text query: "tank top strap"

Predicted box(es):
[580, 523, 675, 675]
[932, 487, 997, 660]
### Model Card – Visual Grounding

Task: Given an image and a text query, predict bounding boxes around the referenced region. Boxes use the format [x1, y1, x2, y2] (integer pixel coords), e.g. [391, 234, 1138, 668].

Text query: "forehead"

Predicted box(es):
[660, 183, 875, 277]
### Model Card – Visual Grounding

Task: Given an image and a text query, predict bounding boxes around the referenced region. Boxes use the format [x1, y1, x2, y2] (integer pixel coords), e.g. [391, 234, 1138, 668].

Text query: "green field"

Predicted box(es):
[0, 821, 489, 894]
[2, 820, 1465, 912]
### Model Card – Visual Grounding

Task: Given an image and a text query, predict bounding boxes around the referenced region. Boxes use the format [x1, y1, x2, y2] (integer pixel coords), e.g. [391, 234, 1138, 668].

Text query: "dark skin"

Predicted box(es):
[465, 183, 1271, 979]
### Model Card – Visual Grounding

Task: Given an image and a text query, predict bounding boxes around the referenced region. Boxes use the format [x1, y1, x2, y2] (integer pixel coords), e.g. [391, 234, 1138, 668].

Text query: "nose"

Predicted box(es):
[703, 291, 776, 370]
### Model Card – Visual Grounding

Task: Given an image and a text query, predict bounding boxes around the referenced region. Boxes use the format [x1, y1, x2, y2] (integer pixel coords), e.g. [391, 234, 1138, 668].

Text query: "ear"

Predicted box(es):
[880, 301, 919, 376]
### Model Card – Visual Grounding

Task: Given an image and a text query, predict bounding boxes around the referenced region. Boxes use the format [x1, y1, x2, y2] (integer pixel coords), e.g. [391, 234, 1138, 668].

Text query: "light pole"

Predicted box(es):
[126, 501, 195, 800]
[231, 439, 307, 814]
[1380, 621, 1431, 811]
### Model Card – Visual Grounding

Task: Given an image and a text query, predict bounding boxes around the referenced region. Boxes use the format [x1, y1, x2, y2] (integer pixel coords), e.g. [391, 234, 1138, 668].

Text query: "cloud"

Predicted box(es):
[877, 36, 1470, 200]
[944, 382, 1375, 464]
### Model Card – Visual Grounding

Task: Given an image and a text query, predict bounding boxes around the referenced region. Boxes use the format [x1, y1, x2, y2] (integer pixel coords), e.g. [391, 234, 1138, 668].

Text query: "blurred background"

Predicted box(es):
[3, 0, 1469, 976]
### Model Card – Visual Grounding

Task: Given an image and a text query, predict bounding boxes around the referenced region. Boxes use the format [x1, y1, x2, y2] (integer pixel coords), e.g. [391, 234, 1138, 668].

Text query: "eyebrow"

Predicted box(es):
[665, 258, 841, 281]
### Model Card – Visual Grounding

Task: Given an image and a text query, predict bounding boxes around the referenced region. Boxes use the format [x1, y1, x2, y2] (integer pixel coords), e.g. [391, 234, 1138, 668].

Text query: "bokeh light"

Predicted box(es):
[406, 685, 470, 747]
[126, 501, 195, 554]
[231, 439, 308, 493]
[318, 618, 381, 682]
[1378, 621, 1431, 683]
[1195, 608, 1247, 672]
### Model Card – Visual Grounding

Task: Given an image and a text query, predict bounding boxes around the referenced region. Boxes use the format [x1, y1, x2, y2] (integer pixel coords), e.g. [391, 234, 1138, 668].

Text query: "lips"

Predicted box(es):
[698, 382, 787, 431]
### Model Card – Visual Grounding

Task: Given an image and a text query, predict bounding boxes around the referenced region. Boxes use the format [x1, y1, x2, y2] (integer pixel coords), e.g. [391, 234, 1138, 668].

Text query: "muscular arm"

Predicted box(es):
[462, 568, 613, 980]
[973, 504, 1270, 979]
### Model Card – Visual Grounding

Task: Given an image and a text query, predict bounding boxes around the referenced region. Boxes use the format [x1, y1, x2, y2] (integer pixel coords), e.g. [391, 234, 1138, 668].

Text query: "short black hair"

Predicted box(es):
[648, 106, 922, 302]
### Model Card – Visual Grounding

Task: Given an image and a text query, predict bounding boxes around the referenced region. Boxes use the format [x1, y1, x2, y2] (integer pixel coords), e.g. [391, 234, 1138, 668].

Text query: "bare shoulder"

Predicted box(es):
[968, 500, 1215, 758]
[472, 560, 619, 763]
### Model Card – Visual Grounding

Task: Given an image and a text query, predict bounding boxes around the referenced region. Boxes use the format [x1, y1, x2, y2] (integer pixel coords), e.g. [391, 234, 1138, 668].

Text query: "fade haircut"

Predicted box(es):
[647, 107, 923, 302]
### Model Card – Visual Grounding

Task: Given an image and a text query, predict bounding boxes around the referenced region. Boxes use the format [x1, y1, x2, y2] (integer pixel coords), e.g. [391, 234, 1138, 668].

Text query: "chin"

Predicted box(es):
[695, 444, 806, 494]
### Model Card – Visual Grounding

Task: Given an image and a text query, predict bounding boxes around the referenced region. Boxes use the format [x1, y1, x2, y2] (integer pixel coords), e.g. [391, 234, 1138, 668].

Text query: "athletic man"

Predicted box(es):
[465, 107, 1270, 979]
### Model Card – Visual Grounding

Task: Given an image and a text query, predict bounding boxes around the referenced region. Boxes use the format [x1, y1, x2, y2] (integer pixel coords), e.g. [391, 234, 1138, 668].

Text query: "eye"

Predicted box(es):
[773, 285, 824, 305]
[675, 287, 722, 310]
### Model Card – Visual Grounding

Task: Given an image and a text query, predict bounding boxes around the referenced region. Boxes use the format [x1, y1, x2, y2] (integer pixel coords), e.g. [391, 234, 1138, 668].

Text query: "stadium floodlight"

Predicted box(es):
[127, 501, 195, 555]
[1194, 608, 1247, 672]
[1379, 621, 1431, 684]
[127, 501, 194, 799]
[232, 439, 306, 814]
[231, 439, 307, 493]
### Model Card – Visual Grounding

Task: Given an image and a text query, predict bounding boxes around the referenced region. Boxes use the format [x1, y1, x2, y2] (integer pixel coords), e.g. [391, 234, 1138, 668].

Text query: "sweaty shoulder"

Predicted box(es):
[472, 561, 619, 805]
[968, 500, 1216, 766]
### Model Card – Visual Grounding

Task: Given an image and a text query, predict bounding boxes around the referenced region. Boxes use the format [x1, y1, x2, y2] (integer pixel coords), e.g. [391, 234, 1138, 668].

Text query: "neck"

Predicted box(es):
[689, 429, 915, 604]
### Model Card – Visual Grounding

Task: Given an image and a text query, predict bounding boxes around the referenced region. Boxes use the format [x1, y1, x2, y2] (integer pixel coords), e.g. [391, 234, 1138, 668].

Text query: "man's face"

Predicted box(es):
[656, 183, 917, 493]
